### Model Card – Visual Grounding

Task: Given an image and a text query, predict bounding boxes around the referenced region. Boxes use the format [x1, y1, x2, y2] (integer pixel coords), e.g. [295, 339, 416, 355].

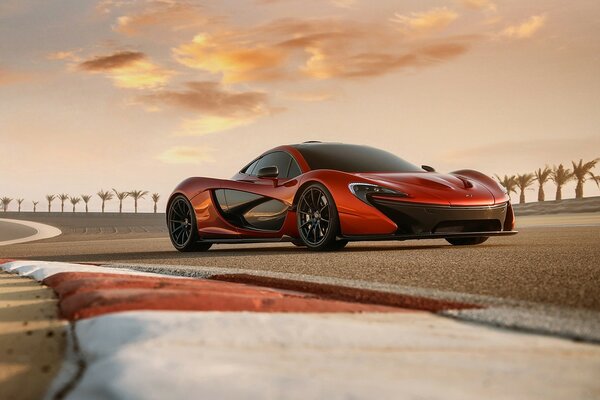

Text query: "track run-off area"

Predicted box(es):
[1, 211, 599, 398]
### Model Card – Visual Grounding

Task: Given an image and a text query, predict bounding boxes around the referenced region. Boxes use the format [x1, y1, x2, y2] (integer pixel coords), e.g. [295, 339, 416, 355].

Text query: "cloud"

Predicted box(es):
[500, 15, 546, 39]
[113, 1, 215, 36]
[46, 51, 81, 62]
[301, 42, 470, 79]
[77, 51, 174, 89]
[175, 116, 256, 136]
[256, 0, 357, 8]
[173, 34, 288, 83]
[330, 0, 357, 9]
[458, 0, 497, 12]
[78, 51, 145, 70]
[139, 81, 274, 134]
[173, 17, 473, 83]
[140, 81, 271, 117]
[391, 7, 459, 36]
[157, 146, 215, 164]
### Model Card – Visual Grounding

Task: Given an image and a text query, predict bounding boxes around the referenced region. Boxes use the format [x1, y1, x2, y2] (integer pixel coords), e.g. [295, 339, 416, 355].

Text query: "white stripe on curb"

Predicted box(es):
[47, 311, 600, 400]
[2, 260, 599, 399]
[1, 260, 172, 281]
[0, 218, 62, 246]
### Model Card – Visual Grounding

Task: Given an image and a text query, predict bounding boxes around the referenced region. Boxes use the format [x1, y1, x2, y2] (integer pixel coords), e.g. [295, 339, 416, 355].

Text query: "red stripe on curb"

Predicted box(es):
[44, 273, 290, 300]
[0, 259, 16, 265]
[209, 274, 481, 312]
[42, 272, 404, 320]
[59, 288, 400, 320]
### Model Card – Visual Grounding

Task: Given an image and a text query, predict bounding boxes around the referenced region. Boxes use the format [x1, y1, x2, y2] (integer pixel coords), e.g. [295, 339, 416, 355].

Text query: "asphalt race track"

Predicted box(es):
[0, 220, 37, 242]
[1, 212, 599, 312]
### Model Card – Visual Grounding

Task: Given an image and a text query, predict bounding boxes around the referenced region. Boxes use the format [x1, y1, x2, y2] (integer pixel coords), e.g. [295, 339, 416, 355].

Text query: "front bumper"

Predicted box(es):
[341, 230, 517, 241]
[367, 198, 512, 235]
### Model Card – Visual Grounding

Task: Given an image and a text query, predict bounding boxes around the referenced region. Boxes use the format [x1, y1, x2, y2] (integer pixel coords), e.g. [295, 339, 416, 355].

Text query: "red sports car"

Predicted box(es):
[167, 142, 517, 252]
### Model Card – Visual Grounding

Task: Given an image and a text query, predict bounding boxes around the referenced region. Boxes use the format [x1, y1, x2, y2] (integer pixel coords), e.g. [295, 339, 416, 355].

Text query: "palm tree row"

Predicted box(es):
[2, 190, 161, 213]
[496, 158, 600, 204]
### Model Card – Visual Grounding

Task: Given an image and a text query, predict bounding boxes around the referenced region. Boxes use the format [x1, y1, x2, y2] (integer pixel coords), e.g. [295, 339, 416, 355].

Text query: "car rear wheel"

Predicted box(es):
[297, 183, 346, 251]
[168, 195, 212, 252]
[446, 237, 488, 246]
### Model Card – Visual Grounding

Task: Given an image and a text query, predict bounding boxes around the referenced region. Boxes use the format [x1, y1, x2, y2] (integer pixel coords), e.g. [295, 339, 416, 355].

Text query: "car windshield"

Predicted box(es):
[294, 143, 422, 173]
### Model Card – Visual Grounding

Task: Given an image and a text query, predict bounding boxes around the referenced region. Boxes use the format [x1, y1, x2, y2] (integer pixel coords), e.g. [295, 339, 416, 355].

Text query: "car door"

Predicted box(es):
[214, 151, 303, 235]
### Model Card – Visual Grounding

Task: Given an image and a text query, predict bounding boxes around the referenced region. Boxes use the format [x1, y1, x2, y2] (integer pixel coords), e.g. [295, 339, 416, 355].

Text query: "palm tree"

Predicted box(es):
[515, 173, 536, 204]
[1, 197, 12, 212]
[58, 193, 69, 213]
[533, 166, 552, 202]
[97, 190, 113, 213]
[572, 159, 600, 199]
[551, 164, 574, 201]
[495, 174, 518, 201]
[112, 189, 129, 213]
[32, 201, 39, 213]
[128, 190, 148, 213]
[81, 195, 92, 213]
[16, 198, 24, 212]
[46, 194, 56, 212]
[69, 196, 81, 213]
[151, 193, 160, 213]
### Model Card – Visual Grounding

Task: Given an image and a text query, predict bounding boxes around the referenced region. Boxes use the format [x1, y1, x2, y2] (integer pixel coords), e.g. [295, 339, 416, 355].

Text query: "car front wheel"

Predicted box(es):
[296, 183, 346, 251]
[167, 195, 212, 252]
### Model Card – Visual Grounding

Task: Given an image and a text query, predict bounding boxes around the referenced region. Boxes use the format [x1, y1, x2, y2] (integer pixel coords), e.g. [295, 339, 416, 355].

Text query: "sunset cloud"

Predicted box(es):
[113, 1, 214, 36]
[46, 50, 81, 62]
[458, 0, 497, 12]
[175, 116, 256, 136]
[139, 81, 273, 134]
[157, 146, 215, 164]
[173, 34, 288, 83]
[500, 15, 546, 39]
[301, 42, 470, 79]
[77, 51, 174, 89]
[391, 7, 459, 36]
[141, 81, 271, 116]
[78, 51, 145, 71]
[173, 17, 473, 83]
[330, 0, 357, 9]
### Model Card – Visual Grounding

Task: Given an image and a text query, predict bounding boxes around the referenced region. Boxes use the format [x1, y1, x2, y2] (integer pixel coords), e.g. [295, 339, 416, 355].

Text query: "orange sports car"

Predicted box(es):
[167, 142, 516, 251]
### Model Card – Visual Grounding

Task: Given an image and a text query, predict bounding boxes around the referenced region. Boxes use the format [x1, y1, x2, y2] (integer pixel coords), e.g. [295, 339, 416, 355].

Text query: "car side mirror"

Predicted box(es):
[257, 166, 279, 179]
[421, 165, 436, 172]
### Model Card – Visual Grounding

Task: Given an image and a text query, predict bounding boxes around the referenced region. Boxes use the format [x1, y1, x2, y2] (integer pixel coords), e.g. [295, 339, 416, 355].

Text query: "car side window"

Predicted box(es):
[242, 159, 259, 175]
[287, 157, 302, 178]
[253, 151, 301, 179]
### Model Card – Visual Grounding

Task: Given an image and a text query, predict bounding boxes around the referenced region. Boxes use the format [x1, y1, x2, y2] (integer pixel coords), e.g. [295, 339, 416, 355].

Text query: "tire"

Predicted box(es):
[446, 237, 488, 246]
[167, 195, 212, 252]
[296, 183, 346, 251]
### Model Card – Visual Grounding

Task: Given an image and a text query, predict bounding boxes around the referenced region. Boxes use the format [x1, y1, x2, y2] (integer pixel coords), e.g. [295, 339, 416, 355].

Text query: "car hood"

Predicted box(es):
[354, 172, 497, 206]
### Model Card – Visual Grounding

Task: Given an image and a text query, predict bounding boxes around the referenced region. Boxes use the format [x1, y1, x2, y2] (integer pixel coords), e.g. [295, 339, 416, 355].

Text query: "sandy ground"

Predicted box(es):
[0, 272, 67, 400]
[513, 196, 600, 215]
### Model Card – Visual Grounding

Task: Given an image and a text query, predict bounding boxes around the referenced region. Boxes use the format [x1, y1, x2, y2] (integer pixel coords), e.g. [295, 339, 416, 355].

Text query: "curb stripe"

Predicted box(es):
[1, 261, 407, 320]
[209, 273, 480, 312]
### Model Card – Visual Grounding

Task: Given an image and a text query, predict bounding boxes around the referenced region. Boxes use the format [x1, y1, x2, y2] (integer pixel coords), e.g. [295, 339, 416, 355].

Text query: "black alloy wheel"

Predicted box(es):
[446, 236, 489, 246]
[167, 195, 212, 252]
[297, 183, 347, 251]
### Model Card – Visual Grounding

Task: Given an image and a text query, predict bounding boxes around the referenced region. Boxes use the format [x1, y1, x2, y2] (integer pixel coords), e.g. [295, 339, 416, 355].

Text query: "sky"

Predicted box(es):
[1, 0, 599, 212]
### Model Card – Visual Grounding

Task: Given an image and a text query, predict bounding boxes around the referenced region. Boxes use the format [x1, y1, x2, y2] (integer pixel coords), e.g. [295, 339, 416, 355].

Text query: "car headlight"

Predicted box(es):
[348, 183, 408, 204]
